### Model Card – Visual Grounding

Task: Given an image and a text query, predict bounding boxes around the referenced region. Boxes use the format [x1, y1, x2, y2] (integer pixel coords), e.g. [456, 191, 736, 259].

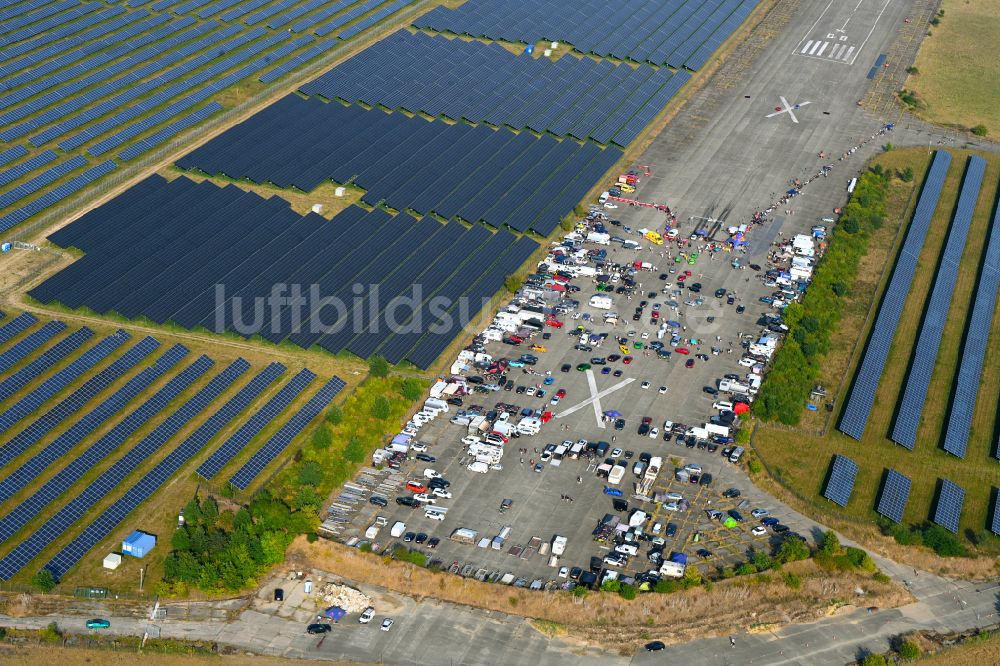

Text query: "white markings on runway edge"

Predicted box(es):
[765, 96, 811, 124]
[555, 371, 634, 428]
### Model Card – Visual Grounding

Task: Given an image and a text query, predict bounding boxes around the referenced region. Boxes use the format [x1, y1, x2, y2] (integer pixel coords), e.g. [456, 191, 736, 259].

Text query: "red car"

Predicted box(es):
[555, 388, 566, 398]
[489, 431, 509, 442]
[677, 275, 687, 282]
[545, 319, 564, 328]
[623, 356, 633, 364]
[685, 359, 695, 369]
[541, 411, 553, 422]
[641, 416, 652, 425]
[651, 311, 660, 319]
[406, 481, 427, 493]
[684, 270, 693, 276]
[674, 347, 690, 355]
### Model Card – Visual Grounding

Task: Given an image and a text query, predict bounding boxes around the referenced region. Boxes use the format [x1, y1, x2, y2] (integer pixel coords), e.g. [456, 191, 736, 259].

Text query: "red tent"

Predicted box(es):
[733, 402, 750, 415]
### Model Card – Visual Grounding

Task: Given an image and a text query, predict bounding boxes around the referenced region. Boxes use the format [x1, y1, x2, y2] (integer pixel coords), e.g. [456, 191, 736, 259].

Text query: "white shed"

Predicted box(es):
[103, 553, 122, 570]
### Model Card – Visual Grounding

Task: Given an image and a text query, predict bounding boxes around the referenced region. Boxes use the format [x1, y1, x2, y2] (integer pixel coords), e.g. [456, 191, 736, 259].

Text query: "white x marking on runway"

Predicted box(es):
[555, 371, 634, 428]
[765, 96, 811, 124]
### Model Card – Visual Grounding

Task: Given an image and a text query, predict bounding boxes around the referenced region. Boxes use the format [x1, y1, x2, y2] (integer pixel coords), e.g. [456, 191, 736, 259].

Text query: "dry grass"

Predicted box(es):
[753, 148, 1000, 570]
[287, 537, 909, 648]
[919, 633, 1000, 665]
[0, 645, 367, 666]
[906, 0, 1000, 134]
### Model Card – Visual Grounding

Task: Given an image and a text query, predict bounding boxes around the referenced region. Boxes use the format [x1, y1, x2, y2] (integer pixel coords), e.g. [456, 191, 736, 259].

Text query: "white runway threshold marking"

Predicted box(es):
[555, 371, 634, 429]
[792, 0, 892, 65]
[766, 96, 811, 124]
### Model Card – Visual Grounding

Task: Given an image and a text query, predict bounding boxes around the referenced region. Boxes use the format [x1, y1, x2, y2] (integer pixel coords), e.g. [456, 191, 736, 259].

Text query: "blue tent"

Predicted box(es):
[323, 606, 347, 621]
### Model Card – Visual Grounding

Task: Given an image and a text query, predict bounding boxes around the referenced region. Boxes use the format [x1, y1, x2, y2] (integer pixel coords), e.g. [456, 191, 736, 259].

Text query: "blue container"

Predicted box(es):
[122, 531, 156, 558]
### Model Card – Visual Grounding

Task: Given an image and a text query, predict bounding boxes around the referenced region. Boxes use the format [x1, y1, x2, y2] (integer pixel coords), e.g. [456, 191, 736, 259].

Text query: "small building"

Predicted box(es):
[103, 553, 122, 570]
[122, 531, 156, 558]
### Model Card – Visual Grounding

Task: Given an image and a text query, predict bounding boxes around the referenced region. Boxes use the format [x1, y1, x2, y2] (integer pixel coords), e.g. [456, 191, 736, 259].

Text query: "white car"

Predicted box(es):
[423, 468, 442, 479]
[558, 566, 569, 578]
[641, 381, 650, 389]
[412, 494, 436, 504]
[658, 386, 668, 394]
[604, 203, 618, 209]
[467, 461, 489, 473]
[425, 511, 446, 521]
[461, 436, 481, 446]
[751, 508, 769, 518]
[663, 502, 680, 512]
[611, 447, 623, 457]
[640, 332, 649, 339]
[431, 488, 452, 499]
[648, 427, 658, 439]
[381, 618, 394, 631]
[402, 427, 419, 436]
[651, 522, 663, 534]
[664, 492, 683, 501]
[359, 607, 375, 624]
[525, 387, 537, 396]
[550, 395, 560, 405]
[739, 357, 756, 367]
[751, 526, 767, 536]
[410, 441, 427, 452]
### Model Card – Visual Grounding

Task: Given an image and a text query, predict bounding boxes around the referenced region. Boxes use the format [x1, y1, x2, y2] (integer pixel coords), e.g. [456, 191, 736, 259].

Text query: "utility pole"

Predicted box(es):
[140, 566, 145, 592]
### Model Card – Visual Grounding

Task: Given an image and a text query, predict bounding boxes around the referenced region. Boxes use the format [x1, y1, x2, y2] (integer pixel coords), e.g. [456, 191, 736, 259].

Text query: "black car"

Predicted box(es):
[773, 524, 790, 533]
[614, 418, 626, 430]
[696, 548, 713, 559]
[724, 373, 739, 380]
[307, 623, 332, 634]
[666, 522, 677, 537]
[703, 386, 718, 395]
[396, 497, 417, 507]
[612, 498, 629, 512]
[414, 533, 428, 544]
[613, 369, 623, 377]
[467, 376, 484, 384]
[645, 641, 666, 652]
[428, 478, 450, 489]
[688, 282, 702, 293]
[663, 431, 672, 442]
[369, 495, 388, 507]
[591, 357, 607, 365]
[403, 532, 416, 542]
[727, 295, 735, 305]
[428, 537, 440, 549]
[638, 424, 650, 436]
[589, 556, 604, 573]
[699, 473, 713, 486]
[446, 397, 463, 406]
[714, 288, 726, 298]
[623, 450, 634, 459]
[569, 566, 583, 581]
[736, 304, 745, 314]
[689, 473, 700, 484]
[728, 509, 744, 522]
[639, 452, 652, 463]
[415, 454, 436, 463]
[722, 487, 741, 498]
[561, 363, 572, 372]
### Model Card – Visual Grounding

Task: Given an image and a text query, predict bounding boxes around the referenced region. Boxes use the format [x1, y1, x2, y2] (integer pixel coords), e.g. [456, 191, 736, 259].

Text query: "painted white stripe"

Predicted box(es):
[842, 45, 855, 61]
[828, 44, 842, 59]
[809, 40, 824, 55]
[800, 39, 813, 54]
[816, 41, 829, 56]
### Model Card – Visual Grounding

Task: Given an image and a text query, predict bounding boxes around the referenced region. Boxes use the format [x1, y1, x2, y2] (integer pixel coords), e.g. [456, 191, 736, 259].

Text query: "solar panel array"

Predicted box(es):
[0, 312, 37, 346]
[300, 30, 684, 146]
[0, 329, 130, 435]
[0, 344, 188, 506]
[839, 151, 953, 441]
[414, 0, 759, 69]
[875, 469, 911, 524]
[229, 376, 346, 490]
[176, 94, 623, 234]
[198, 367, 312, 479]
[933, 478, 965, 534]
[0, 353, 210, 545]
[0, 335, 160, 468]
[0, 320, 66, 373]
[945, 170, 1000, 461]
[33, 174, 540, 368]
[991, 489, 1000, 536]
[892, 156, 985, 450]
[0, 0, 414, 236]
[0, 357, 246, 580]
[823, 454, 858, 507]
[0, 326, 94, 403]
[45, 360, 285, 579]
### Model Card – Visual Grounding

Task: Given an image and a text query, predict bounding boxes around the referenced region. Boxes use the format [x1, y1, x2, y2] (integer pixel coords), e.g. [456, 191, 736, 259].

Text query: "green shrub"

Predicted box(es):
[897, 166, 914, 182]
[873, 571, 890, 584]
[898, 641, 921, 660]
[618, 584, 637, 600]
[298, 461, 322, 487]
[572, 585, 588, 598]
[971, 124, 988, 137]
[748, 458, 763, 474]
[40, 622, 62, 643]
[782, 571, 801, 589]
[919, 523, 967, 557]
[504, 275, 523, 293]
[371, 395, 391, 419]
[344, 437, 366, 463]
[368, 355, 389, 378]
[861, 653, 888, 666]
[601, 579, 621, 593]
[906, 66, 918, 74]
[31, 568, 56, 593]
[654, 579, 679, 593]
[736, 563, 757, 576]
[311, 426, 332, 450]
[776, 536, 811, 563]
[325, 404, 344, 424]
[400, 378, 424, 401]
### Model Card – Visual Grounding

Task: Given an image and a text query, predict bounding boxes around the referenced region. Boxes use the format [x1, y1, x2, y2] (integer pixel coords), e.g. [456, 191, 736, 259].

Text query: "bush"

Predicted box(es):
[504, 275, 523, 293]
[748, 458, 763, 474]
[601, 579, 621, 593]
[325, 404, 344, 425]
[861, 654, 889, 666]
[371, 395, 391, 419]
[31, 568, 56, 592]
[898, 641, 921, 660]
[831, 281, 848, 297]
[873, 572, 891, 584]
[400, 378, 424, 401]
[971, 124, 988, 137]
[776, 536, 811, 563]
[344, 437, 366, 464]
[906, 66, 918, 74]
[618, 584, 637, 600]
[654, 578, 679, 593]
[820, 530, 843, 556]
[783, 571, 801, 589]
[736, 562, 757, 576]
[297, 461, 322, 487]
[919, 523, 967, 557]
[751, 550, 774, 571]
[40, 622, 62, 643]
[897, 166, 914, 182]
[572, 585, 588, 598]
[368, 355, 389, 378]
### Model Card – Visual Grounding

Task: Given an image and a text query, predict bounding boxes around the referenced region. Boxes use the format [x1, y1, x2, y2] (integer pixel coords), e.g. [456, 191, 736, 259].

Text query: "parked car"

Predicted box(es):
[381, 618, 394, 631]
[307, 623, 332, 634]
[86, 619, 111, 629]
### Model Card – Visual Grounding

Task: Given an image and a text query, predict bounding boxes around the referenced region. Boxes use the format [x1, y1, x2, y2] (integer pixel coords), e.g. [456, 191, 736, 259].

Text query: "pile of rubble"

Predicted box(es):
[318, 582, 371, 612]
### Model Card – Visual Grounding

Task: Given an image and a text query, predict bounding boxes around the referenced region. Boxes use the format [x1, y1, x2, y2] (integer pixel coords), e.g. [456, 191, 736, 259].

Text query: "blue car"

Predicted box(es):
[603, 486, 623, 497]
[601, 367, 611, 375]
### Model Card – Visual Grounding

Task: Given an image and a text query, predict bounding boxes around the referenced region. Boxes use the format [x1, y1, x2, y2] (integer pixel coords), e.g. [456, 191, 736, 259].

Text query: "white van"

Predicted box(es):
[713, 400, 733, 411]
[599, 191, 610, 204]
[467, 461, 489, 473]
[847, 177, 857, 193]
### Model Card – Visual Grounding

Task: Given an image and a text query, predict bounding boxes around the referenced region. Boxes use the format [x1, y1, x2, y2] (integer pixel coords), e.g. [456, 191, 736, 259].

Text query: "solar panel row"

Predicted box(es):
[0, 1, 102, 49]
[45, 359, 281, 579]
[0, 344, 188, 506]
[0, 144, 28, 166]
[933, 478, 964, 534]
[0, 0, 83, 37]
[0, 154, 88, 210]
[0, 327, 94, 404]
[229, 376, 345, 489]
[313, 0, 397, 37]
[258, 37, 336, 83]
[0, 353, 210, 546]
[117, 102, 223, 161]
[300, 30, 683, 144]
[336, 0, 412, 40]
[0, 319, 67, 374]
[0, 329, 130, 435]
[838, 151, 953, 441]
[175, 95, 621, 234]
[0, 149, 58, 187]
[944, 169, 1000, 461]
[0, 335, 160, 468]
[413, 0, 759, 69]
[875, 469, 911, 524]
[991, 490, 1000, 536]
[892, 156, 985, 451]
[0, 312, 38, 347]
[0, 356, 244, 580]
[823, 454, 858, 507]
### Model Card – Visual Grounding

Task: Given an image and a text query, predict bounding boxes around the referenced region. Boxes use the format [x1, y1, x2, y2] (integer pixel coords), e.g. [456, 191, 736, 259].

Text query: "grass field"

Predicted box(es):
[905, 0, 1000, 135]
[753, 147, 1000, 564]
